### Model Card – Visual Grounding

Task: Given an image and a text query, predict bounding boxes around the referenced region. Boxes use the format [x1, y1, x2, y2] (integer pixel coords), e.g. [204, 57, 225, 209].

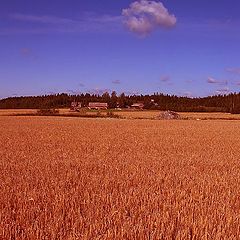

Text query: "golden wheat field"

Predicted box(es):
[1, 116, 240, 239]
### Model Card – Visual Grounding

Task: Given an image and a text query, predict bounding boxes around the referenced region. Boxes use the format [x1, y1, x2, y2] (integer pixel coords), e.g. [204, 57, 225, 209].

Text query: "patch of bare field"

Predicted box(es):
[1, 117, 240, 239]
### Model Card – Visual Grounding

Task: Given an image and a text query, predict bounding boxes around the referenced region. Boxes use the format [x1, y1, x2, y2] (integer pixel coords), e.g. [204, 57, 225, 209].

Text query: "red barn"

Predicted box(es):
[131, 103, 144, 110]
[88, 102, 108, 110]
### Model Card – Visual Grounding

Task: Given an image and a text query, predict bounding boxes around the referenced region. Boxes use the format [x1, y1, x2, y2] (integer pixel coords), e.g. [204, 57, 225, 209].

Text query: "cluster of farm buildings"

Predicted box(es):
[70, 101, 145, 111]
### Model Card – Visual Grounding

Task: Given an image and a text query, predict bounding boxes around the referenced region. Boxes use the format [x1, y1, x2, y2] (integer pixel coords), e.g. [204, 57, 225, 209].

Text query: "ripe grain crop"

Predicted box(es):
[1, 116, 240, 239]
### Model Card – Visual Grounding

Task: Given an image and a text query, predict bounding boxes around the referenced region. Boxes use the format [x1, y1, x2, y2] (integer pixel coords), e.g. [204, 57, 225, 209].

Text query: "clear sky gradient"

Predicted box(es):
[1, 0, 240, 99]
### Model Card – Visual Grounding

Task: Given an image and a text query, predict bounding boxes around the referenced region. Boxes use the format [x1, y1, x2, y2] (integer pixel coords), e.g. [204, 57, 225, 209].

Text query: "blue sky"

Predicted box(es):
[1, 0, 240, 99]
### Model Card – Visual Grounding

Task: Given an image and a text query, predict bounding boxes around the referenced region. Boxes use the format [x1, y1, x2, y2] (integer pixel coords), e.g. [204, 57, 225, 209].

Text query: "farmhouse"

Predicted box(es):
[131, 103, 144, 110]
[70, 101, 81, 112]
[88, 102, 108, 110]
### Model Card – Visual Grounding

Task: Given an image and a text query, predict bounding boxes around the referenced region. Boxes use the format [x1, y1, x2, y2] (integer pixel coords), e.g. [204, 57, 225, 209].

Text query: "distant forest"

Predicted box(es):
[0, 91, 240, 113]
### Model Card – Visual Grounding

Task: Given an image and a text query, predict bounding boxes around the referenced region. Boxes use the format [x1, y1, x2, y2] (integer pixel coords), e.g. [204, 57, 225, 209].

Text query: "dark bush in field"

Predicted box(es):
[37, 109, 59, 115]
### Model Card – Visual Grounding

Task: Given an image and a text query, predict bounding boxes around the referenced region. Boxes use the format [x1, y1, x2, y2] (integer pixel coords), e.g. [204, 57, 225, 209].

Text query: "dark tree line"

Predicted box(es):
[0, 91, 240, 113]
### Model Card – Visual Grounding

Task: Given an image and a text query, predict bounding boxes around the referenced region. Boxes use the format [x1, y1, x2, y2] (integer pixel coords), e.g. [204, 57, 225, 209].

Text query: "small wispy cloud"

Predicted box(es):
[79, 82, 85, 87]
[3, 13, 122, 35]
[20, 48, 37, 60]
[207, 77, 229, 86]
[207, 77, 219, 84]
[160, 75, 171, 82]
[112, 79, 121, 84]
[226, 67, 240, 75]
[20, 48, 32, 56]
[10, 13, 122, 25]
[216, 87, 230, 95]
[10, 14, 76, 24]
[122, 0, 177, 36]
[88, 14, 122, 24]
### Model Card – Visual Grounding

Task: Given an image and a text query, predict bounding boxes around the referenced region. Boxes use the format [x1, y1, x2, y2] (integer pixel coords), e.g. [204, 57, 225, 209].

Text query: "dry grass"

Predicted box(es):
[1, 116, 240, 239]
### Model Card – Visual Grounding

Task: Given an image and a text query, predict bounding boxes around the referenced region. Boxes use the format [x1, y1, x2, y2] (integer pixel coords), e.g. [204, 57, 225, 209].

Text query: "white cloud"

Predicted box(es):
[122, 0, 177, 35]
